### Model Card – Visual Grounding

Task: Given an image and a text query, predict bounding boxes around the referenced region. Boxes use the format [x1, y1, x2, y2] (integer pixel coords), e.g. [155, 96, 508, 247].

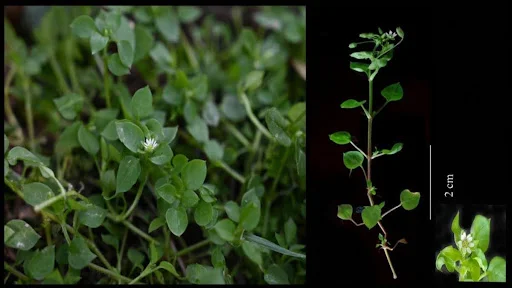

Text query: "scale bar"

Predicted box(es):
[429, 145, 431, 220]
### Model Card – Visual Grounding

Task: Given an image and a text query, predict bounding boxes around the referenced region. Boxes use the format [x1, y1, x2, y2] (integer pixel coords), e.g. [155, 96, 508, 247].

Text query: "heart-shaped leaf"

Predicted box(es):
[400, 189, 420, 210]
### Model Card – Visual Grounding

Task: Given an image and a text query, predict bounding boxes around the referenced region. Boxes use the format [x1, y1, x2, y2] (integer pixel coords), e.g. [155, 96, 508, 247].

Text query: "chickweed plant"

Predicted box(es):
[331, 27, 421, 279]
[436, 211, 506, 282]
[4, 6, 305, 284]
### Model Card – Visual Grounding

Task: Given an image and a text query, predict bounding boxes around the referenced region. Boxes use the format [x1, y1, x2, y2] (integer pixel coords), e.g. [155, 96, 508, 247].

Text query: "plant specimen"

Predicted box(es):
[436, 211, 506, 282]
[4, 6, 305, 284]
[331, 27, 421, 279]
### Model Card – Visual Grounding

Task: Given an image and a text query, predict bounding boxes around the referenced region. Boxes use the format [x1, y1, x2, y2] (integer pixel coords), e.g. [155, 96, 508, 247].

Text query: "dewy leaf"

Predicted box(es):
[343, 151, 364, 170]
[400, 189, 420, 210]
[239, 197, 261, 231]
[265, 107, 291, 147]
[4, 226, 15, 243]
[166, 207, 188, 237]
[350, 51, 372, 59]
[150, 144, 173, 165]
[487, 256, 506, 282]
[381, 83, 403, 102]
[224, 201, 240, 223]
[23, 182, 54, 207]
[177, 6, 202, 23]
[204, 140, 224, 162]
[78, 125, 100, 155]
[155, 7, 179, 43]
[194, 200, 214, 227]
[7, 146, 42, 166]
[78, 203, 107, 228]
[162, 127, 178, 144]
[361, 206, 381, 229]
[264, 264, 289, 284]
[341, 99, 366, 109]
[157, 184, 179, 204]
[470, 215, 490, 253]
[221, 95, 246, 122]
[451, 211, 462, 243]
[5, 219, 41, 251]
[90, 31, 109, 55]
[68, 236, 96, 270]
[116, 156, 141, 194]
[26, 245, 55, 280]
[131, 86, 153, 120]
[53, 93, 83, 120]
[337, 204, 353, 220]
[187, 118, 209, 143]
[107, 53, 130, 76]
[214, 219, 236, 242]
[182, 159, 207, 190]
[117, 40, 134, 67]
[115, 120, 145, 153]
[436, 246, 462, 272]
[329, 131, 351, 145]
[70, 15, 97, 38]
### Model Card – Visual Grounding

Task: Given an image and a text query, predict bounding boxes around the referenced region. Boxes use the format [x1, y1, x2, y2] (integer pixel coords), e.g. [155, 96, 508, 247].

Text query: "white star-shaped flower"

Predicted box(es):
[457, 230, 475, 257]
[386, 30, 397, 38]
[142, 137, 158, 153]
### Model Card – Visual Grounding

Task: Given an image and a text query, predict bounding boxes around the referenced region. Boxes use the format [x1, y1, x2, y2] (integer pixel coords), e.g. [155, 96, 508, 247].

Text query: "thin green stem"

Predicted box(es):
[224, 120, 251, 149]
[381, 203, 402, 218]
[116, 176, 147, 221]
[34, 190, 77, 212]
[49, 55, 71, 94]
[239, 92, 272, 140]
[61, 222, 71, 244]
[176, 240, 210, 257]
[4, 66, 24, 144]
[121, 218, 160, 245]
[181, 28, 199, 71]
[88, 263, 133, 283]
[214, 160, 246, 184]
[350, 219, 365, 226]
[118, 228, 129, 278]
[350, 141, 367, 159]
[103, 49, 111, 108]
[4, 262, 29, 282]
[374, 101, 389, 117]
[21, 77, 35, 151]
[384, 249, 397, 279]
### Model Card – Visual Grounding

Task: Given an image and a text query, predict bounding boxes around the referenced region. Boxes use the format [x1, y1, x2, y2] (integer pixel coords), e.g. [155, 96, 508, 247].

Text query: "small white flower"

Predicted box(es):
[142, 137, 159, 153]
[385, 30, 397, 38]
[458, 230, 475, 257]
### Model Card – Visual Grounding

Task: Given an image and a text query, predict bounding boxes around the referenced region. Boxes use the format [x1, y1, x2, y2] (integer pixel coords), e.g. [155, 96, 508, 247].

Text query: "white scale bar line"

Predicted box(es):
[429, 145, 432, 220]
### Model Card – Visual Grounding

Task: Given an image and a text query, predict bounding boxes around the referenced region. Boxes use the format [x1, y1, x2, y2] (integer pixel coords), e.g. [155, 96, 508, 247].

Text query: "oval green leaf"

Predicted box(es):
[116, 156, 141, 194]
[470, 215, 490, 253]
[224, 201, 240, 223]
[343, 151, 364, 169]
[194, 200, 213, 227]
[341, 99, 366, 109]
[26, 245, 55, 280]
[23, 182, 55, 207]
[329, 131, 351, 145]
[68, 236, 96, 270]
[400, 189, 420, 210]
[115, 120, 145, 153]
[214, 219, 236, 242]
[361, 205, 381, 229]
[5, 219, 41, 251]
[264, 264, 289, 284]
[337, 204, 353, 220]
[381, 82, 403, 102]
[487, 256, 506, 282]
[78, 125, 100, 155]
[107, 53, 130, 76]
[166, 207, 188, 237]
[182, 159, 207, 191]
[131, 86, 153, 120]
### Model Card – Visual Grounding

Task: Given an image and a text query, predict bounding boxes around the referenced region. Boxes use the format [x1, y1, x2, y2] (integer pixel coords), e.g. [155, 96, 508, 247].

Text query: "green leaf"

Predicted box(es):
[343, 151, 364, 169]
[381, 83, 403, 102]
[221, 96, 246, 122]
[214, 219, 236, 242]
[162, 127, 178, 144]
[466, 258, 481, 281]
[116, 156, 141, 194]
[23, 182, 54, 207]
[177, 6, 202, 23]
[244, 70, 265, 92]
[239, 198, 261, 231]
[187, 118, 209, 143]
[26, 245, 55, 280]
[183, 100, 198, 123]
[487, 256, 506, 282]
[472, 248, 488, 272]
[158, 261, 179, 277]
[175, 70, 189, 89]
[4, 134, 9, 153]
[90, 31, 109, 55]
[70, 15, 97, 38]
[7, 146, 42, 166]
[5, 220, 41, 250]
[470, 215, 490, 253]
[157, 184, 179, 204]
[172, 154, 189, 173]
[127, 248, 145, 267]
[182, 159, 207, 190]
[149, 242, 160, 264]
[150, 42, 173, 67]
[264, 264, 289, 284]
[202, 101, 220, 127]
[150, 144, 173, 165]
[133, 26, 154, 62]
[337, 204, 353, 220]
[107, 53, 130, 76]
[68, 236, 96, 270]
[379, 143, 403, 155]
[341, 99, 366, 109]
[204, 140, 224, 162]
[451, 211, 462, 243]
[42, 269, 64, 284]
[211, 247, 225, 268]
[156, 7, 179, 43]
[186, 264, 208, 284]
[242, 241, 263, 267]
[224, 201, 240, 223]
[396, 27, 404, 38]
[145, 118, 164, 140]
[117, 40, 134, 67]
[329, 131, 351, 145]
[78, 125, 99, 155]
[115, 120, 145, 153]
[78, 203, 107, 228]
[4, 226, 15, 243]
[53, 93, 83, 120]
[265, 107, 291, 147]
[361, 206, 381, 229]
[436, 246, 462, 272]
[284, 218, 297, 246]
[350, 62, 369, 73]
[162, 84, 181, 106]
[400, 189, 420, 210]
[350, 51, 372, 59]
[182, 190, 199, 208]
[166, 207, 188, 237]
[194, 200, 214, 227]
[131, 86, 153, 120]
[242, 233, 306, 259]
[148, 217, 166, 233]
[101, 234, 119, 251]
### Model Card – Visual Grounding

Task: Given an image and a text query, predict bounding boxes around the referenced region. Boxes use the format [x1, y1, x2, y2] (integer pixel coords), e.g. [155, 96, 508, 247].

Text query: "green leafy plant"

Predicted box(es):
[332, 27, 420, 279]
[4, 6, 305, 284]
[436, 211, 506, 282]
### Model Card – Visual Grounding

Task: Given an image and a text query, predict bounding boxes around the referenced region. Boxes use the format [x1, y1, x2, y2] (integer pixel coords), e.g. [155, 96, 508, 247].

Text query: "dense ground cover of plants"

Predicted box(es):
[4, 6, 306, 284]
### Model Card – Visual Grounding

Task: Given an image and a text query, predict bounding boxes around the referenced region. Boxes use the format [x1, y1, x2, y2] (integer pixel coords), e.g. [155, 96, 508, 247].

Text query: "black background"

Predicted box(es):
[306, 5, 509, 286]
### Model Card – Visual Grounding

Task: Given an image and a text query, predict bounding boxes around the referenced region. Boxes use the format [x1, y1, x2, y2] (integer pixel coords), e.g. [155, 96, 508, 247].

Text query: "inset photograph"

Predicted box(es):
[435, 204, 506, 283]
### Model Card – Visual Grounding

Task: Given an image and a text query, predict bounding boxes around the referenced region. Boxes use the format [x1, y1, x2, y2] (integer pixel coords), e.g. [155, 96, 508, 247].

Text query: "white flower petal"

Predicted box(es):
[457, 241, 462, 248]
[467, 235, 473, 242]
[461, 231, 466, 240]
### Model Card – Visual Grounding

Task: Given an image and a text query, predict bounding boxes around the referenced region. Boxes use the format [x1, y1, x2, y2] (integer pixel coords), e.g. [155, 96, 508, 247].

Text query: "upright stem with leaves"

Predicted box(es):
[331, 27, 421, 280]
